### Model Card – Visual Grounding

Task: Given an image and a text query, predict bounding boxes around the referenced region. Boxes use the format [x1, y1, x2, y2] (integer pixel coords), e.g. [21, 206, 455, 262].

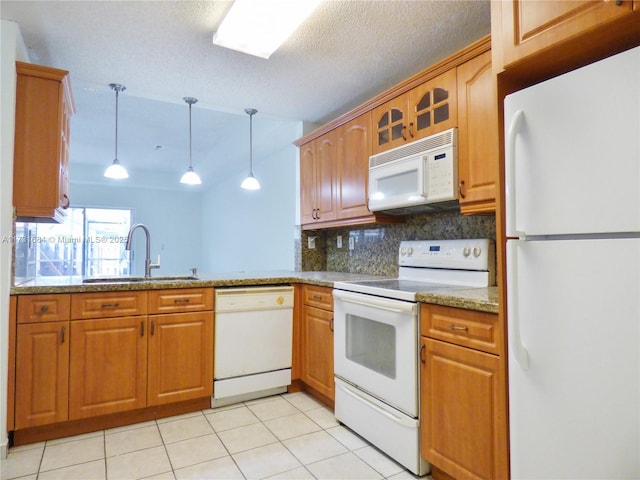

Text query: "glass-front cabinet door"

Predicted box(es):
[409, 69, 457, 142]
[371, 69, 458, 155]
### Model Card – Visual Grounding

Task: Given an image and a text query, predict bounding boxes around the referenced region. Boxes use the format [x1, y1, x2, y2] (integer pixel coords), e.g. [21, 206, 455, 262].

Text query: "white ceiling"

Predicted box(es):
[1, 0, 491, 188]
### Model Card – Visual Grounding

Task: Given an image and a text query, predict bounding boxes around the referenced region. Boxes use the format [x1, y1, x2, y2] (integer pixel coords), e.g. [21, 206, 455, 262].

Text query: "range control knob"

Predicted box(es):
[406, 247, 413, 256]
[473, 246, 482, 257]
[463, 247, 471, 257]
[400, 247, 407, 256]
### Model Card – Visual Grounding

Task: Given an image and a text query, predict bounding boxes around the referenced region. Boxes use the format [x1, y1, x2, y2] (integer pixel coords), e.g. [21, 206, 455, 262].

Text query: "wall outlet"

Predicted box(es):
[349, 236, 355, 250]
[308, 237, 316, 249]
[337, 235, 342, 248]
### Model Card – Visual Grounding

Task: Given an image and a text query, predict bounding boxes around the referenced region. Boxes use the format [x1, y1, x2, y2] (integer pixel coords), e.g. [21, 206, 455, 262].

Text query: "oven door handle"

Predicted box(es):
[333, 291, 415, 314]
[339, 381, 415, 428]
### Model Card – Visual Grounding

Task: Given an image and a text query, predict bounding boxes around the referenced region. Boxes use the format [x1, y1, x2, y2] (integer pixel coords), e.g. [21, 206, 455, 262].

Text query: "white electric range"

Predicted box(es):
[332, 238, 495, 476]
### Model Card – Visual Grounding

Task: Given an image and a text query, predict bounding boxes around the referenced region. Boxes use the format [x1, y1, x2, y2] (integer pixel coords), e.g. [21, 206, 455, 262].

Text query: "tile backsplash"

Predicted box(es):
[299, 211, 496, 277]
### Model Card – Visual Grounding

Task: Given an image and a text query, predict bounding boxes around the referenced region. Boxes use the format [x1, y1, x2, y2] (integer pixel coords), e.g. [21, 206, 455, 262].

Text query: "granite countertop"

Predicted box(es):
[11, 270, 498, 313]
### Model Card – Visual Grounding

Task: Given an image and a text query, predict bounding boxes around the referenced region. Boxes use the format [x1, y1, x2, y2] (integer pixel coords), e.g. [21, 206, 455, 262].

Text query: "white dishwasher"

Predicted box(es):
[213, 285, 294, 407]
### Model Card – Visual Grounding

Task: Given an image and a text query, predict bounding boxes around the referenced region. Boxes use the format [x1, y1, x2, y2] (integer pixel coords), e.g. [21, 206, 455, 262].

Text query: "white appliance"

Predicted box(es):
[333, 239, 495, 477]
[213, 286, 294, 407]
[504, 46, 639, 479]
[368, 128, 459, 214]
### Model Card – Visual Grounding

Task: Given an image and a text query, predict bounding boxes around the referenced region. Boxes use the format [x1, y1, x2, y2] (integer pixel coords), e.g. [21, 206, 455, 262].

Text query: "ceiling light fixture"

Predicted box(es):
[104, 83, 129, 179]
[213, 0, 322, 59]
[180, 97, 202, 185]
[241, 108, 260, 190]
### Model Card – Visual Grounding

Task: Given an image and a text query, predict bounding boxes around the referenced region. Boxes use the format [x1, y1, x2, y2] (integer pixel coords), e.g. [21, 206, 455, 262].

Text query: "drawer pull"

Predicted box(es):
[312, 295, 323, 301]
[40, 305, 49, 313]
[174, 298, 190, 304]
[449, 324, 469, 332]
[101, 303, 120, 308]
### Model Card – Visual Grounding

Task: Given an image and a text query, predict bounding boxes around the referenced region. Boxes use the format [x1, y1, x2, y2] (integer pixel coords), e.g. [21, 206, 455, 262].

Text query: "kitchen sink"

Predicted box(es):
[82, 275, 199, 284]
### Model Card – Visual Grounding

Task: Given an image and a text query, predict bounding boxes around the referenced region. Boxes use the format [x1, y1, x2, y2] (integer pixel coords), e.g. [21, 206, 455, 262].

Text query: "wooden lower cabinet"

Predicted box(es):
[147, 311, 213, 406]
[15, 321, 69, 428]
[300, 285, 334, 402]
[420, 337, 508, 480]
[69, 316, 147, 419]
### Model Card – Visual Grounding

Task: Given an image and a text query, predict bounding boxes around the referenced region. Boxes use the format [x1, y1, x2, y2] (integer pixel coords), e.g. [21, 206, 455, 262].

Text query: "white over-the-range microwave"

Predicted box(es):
[368, 128, 459, 215]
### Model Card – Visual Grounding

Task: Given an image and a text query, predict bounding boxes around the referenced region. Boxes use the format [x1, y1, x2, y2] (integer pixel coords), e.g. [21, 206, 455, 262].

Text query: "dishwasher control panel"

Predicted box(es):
[214, 286, 294, 313]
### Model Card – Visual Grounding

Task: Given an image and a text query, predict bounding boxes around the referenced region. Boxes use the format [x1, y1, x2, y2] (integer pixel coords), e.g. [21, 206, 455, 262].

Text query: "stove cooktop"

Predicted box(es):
[333, 239, 495, 302]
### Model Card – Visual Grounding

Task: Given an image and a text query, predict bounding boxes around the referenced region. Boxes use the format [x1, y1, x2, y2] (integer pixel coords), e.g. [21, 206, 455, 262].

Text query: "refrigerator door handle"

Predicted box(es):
[506, 109, 525, 238]
[507, 240, 530, 370]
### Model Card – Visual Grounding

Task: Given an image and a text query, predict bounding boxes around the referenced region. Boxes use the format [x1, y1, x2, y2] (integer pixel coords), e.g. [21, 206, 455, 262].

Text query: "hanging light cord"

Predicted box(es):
[245, 108, 257, 176]
[188, 101, 193, 169]
[249, 111, 254, 175]
[114, 87, 120, 160]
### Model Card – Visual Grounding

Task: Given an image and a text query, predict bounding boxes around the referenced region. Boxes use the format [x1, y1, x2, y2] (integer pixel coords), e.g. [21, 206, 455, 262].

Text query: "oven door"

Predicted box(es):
[333, 289, 418, 416]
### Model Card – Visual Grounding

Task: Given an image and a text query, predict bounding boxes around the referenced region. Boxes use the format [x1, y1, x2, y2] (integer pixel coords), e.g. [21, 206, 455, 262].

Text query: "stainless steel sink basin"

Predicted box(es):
[82, 275, 199, 284]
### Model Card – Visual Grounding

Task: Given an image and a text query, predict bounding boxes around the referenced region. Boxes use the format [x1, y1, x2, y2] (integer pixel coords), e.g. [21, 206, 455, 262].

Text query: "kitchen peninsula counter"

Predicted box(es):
[11, 271, 498, 313]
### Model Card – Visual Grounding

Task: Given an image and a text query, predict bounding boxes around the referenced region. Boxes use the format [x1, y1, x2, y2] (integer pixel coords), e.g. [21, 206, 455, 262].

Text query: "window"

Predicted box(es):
[14, 207, 132, 280]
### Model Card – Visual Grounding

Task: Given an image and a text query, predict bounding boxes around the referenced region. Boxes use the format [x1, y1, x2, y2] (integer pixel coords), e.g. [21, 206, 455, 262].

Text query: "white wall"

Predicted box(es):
[71, 166, 203, 277]
[0, 20, 28, 459]
[200, 141, 298, 273]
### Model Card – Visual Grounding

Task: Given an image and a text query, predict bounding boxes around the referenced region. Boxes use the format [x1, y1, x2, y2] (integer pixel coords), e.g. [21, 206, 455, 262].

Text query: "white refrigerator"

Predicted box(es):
[504, 46, 640, 479]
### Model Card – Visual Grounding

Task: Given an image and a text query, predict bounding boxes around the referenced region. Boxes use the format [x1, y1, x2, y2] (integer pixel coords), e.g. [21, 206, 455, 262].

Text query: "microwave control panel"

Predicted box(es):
[424, 145, 458, 202]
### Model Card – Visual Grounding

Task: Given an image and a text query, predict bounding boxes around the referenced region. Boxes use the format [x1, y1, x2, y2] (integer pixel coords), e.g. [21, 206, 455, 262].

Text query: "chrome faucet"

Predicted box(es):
[125, 223, 160, 278]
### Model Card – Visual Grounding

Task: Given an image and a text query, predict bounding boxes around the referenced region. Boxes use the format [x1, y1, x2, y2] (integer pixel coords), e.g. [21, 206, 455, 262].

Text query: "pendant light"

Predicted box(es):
[180, 97, 202, 185]
[104, 83, 129, 179]
[241, 108, 260, 190]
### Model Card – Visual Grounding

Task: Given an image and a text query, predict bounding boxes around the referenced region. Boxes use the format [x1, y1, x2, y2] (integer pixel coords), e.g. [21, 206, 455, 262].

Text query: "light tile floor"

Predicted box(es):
[1, 392, 431, 480]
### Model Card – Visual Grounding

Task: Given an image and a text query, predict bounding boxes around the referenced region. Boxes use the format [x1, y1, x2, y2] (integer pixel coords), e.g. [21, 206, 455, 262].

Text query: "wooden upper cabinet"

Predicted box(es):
[456, 50, 499, 214]
[13, 62, 75, 223]
[335, 113, 371, 220]
[494, 0, 637, 73]
[300, 133, 337, 226]
[371, 69, 457, 155]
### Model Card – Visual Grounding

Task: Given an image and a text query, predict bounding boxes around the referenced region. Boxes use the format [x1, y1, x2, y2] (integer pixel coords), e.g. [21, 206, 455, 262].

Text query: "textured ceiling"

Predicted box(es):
[1, 0, 491, 188]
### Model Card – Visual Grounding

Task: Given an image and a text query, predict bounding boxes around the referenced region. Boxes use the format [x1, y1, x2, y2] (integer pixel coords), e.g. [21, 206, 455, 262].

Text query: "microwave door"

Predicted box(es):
[368, 156, 425, 211]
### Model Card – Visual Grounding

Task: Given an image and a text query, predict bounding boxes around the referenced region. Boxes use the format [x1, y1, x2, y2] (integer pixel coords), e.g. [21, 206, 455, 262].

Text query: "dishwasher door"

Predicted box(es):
[213, 286, 294, 405]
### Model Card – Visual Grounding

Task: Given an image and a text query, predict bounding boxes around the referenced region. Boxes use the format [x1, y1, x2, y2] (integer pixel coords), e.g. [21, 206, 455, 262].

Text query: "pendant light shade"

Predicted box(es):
[180, 97, 202, 185]
[104, 83, 129, 179]
[241, 108, 260, 190]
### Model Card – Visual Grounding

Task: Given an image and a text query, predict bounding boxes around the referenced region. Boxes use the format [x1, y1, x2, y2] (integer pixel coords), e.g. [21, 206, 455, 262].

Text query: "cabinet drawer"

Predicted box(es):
[303, 285, 333, 311]
[420, 303, 501, 356]
[148, 288, 213, 314]
[17, 294, 71, 323]
[71, 291, 147, 319]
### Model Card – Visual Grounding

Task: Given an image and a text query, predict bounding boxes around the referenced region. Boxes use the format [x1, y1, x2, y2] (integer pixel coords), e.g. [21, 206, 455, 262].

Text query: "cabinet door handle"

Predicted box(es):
[61, 194, 70, 209]
[401, 125, 407, 141]
[408, 122, 415, 138]
[150, 320, 155, 336]
[140, 321, 145, 337]
[449, 324, 469, 332]
[101, 303, 119, 309]
[329, 317, 334, 332]
[458, 180, 466, 199]
[60, 326, 66, 344]
[420, 343, 426, 364]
